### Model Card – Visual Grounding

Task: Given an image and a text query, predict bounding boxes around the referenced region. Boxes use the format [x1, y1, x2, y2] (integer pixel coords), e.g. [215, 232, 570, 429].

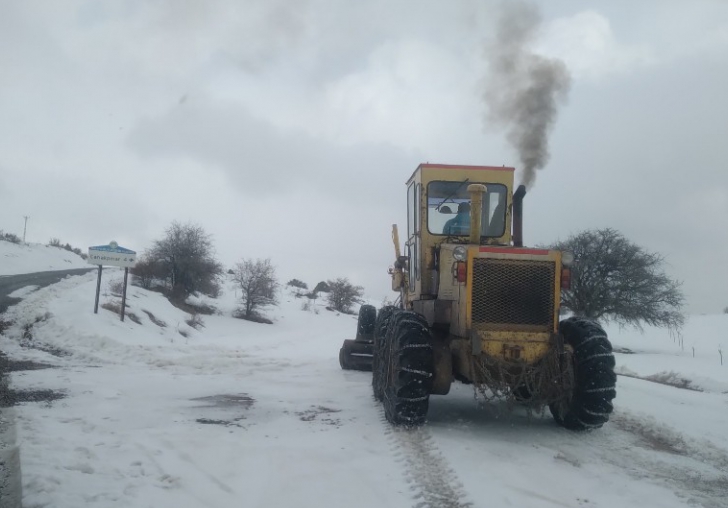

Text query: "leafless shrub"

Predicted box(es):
[232, 258, 279, 319]
[48, 238, 62, 247]
[0, 231, 21, 244]
[146, 221, 224, 298]
[301, 301, 311, 312]
[550, 228, 685, 330]
[131, 256, 164, 290]
[326, 278, 364, 314]
[108, 280, 124, 296]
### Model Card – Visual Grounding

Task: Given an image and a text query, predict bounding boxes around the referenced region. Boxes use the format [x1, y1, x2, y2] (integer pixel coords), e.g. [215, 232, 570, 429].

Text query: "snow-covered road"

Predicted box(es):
[1, 272, 727, 508]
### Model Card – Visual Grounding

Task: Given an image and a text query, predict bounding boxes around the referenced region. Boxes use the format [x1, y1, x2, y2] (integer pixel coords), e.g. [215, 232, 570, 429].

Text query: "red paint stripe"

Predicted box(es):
[478, 247, 550, 255]
[419, 164, 515, 172]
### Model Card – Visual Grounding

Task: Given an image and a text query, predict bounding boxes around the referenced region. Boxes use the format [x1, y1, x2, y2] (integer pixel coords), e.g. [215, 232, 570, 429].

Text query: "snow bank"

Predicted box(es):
[606, 315, 728, 393]
[2, 272, 728, 508]
[0, 241, 89, 275]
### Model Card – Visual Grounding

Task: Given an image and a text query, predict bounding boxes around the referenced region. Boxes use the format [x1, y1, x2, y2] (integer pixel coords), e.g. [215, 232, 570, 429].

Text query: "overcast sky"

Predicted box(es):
[1, 0, 726, 314]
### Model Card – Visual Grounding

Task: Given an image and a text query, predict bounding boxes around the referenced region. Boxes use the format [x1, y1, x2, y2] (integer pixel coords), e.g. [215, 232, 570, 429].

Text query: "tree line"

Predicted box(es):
[131, 221, 364, 321]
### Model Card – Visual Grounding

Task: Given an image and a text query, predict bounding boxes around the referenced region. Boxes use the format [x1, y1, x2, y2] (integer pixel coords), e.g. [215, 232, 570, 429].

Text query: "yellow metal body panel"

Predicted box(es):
[464, 247, 562, 364]
[466, 248, 562, 335]
[476, 331, 552, 363]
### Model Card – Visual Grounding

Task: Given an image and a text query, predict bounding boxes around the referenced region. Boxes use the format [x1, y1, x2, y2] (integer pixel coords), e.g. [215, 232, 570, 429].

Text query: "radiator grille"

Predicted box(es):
[471, 258, 555, 331]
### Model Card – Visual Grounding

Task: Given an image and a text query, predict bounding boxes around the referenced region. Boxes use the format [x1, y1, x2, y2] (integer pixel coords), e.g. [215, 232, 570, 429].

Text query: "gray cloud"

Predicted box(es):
[483, 1, 571, 188]
[1, 1, 727, 311]
[127, 96, 415, 204]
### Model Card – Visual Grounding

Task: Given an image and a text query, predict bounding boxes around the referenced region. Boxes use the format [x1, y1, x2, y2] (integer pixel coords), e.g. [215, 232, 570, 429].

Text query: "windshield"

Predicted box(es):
[427, 181, 507, 237]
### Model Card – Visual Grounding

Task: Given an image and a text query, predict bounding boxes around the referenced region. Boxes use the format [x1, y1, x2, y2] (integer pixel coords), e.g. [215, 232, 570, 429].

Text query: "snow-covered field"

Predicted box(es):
[1, 265, 727, 507]
[0, 241, 88, 275]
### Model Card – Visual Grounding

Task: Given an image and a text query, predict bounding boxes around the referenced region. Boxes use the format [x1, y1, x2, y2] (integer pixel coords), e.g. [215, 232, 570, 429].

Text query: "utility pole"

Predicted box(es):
[22, 216, 29, 244]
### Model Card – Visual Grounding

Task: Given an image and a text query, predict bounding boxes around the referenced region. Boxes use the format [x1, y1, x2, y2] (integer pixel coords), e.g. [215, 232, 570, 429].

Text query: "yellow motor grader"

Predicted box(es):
[339, 163, 616, 430]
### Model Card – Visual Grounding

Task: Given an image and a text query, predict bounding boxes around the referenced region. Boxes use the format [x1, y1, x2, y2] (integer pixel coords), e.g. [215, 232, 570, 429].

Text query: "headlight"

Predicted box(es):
[562, 251, 574, 267]
[453, 246, 467, 261]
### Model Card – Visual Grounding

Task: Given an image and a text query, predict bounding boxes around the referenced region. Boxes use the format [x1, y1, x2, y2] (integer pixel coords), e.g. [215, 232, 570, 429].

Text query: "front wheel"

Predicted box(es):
[372, 306, 396, 401]
[382, 311, 434, 426]
[549, 317, 616, 430]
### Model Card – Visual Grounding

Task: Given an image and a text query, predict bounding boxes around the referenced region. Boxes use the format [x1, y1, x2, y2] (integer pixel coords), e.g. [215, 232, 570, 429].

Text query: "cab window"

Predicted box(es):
[427, 181, 507, 237]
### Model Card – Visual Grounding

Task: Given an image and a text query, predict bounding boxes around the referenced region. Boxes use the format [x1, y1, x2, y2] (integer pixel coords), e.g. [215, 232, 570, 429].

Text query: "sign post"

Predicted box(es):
[120, 267, 129, 322]
[87, 241, 137, 321]
[94, 265, 103, 314]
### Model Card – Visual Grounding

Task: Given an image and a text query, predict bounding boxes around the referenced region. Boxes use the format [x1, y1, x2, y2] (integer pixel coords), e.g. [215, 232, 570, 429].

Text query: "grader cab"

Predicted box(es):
[339, 163, 616, 430]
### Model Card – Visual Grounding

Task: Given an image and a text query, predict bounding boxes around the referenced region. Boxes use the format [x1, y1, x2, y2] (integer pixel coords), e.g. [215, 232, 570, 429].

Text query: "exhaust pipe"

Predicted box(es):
[513, 185, 526, 247]
[467, 184, 487, 245]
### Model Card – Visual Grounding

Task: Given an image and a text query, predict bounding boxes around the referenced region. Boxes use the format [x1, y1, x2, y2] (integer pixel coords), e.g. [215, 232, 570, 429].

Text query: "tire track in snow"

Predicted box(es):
[608, 412, 728, 508]
[381, 412, 473, 508]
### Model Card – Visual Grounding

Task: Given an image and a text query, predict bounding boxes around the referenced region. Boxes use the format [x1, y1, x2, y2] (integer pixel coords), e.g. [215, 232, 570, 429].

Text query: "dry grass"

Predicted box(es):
[108, 280, 124, 296]
[185, 314, 204, 330]
[0, 319, 13, 336]
[618, 370, 702, 392]
[142, 310, 167, 328]
[232, 309, 273, 324]
[101, 301, 141, 324]
[169, 298, 217, 316]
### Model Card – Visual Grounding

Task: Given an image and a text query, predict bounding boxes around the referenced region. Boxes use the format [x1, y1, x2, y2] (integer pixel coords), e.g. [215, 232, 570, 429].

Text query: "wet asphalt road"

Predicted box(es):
[0, 268, 94, 506]
[0, 268, 95, 314]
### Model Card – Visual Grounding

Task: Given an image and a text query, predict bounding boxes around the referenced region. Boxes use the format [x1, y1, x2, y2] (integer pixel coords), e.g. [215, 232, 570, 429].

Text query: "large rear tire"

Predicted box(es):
[356, 305, 377, 342]
[372, 306, 396, 401]
[383, 311, 434, 426]
[549, 317, 616, 430]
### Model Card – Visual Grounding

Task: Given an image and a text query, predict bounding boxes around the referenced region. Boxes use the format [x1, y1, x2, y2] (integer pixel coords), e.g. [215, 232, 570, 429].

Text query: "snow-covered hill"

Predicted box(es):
[1, 267, 727, 507]
[0, 241, 89, 275]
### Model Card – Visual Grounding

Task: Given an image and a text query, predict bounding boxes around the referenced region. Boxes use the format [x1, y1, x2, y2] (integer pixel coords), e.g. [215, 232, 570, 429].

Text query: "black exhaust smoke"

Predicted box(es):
[484, 1, 571, 188]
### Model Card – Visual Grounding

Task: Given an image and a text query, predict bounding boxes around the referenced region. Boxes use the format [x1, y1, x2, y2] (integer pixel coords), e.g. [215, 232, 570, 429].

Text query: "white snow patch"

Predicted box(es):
[7, 285, 40, 299]
[0, 241, 89, 275]
[1, 272, 727, 507]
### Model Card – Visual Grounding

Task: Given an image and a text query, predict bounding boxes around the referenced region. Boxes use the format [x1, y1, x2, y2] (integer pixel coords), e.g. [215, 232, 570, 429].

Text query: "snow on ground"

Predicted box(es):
[0, 241, 88, 275]
[606, 317, 728, 394]
[1, 270, 727, 508]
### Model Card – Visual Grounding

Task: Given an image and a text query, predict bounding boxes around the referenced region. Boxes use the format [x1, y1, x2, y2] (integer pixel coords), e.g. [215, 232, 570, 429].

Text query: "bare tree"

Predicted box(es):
[326, 278, 364, 313]
[130, 255, 163, 290]
[233, 258, 279, 318]
[551, 228, 684, 330]
[147, 222, 223, 298]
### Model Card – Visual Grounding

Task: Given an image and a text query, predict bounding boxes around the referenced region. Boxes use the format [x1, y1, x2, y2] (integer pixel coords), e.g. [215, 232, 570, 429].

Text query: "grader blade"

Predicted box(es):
[339, 339, 373, 371]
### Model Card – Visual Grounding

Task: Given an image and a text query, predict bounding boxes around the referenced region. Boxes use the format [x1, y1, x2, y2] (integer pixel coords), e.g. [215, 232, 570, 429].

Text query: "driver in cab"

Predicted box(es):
[443, 202, 471, 235]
